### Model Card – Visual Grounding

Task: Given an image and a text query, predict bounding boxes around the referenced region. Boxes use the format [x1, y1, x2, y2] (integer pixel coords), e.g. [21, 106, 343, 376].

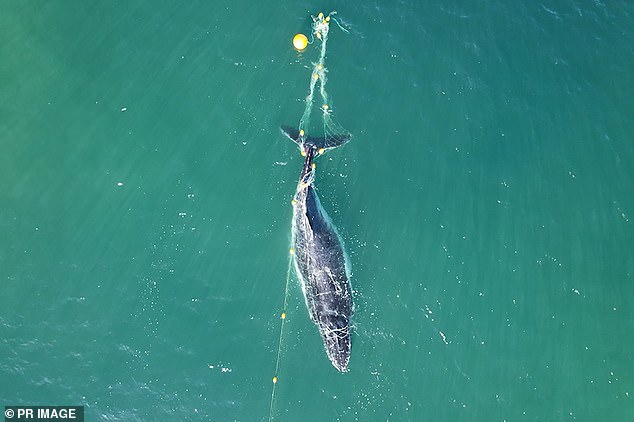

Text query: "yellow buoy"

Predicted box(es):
[272, 376, 278, 384]
[281, 312, 286, 319]
[293, 33, 308, 51]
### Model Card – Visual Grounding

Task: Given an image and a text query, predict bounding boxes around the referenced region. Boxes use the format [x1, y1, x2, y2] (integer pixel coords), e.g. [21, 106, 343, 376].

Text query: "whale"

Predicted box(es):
[281, 125, 353, 372]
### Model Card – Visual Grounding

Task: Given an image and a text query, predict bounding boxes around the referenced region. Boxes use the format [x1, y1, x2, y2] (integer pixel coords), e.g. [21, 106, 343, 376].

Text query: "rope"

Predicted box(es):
[268, 254, 294, 422]
[299, 12, 332, 133]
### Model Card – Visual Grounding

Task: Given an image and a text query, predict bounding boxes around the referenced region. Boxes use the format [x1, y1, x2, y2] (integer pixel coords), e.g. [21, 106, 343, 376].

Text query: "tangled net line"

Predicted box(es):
[298, 12, 350, 143]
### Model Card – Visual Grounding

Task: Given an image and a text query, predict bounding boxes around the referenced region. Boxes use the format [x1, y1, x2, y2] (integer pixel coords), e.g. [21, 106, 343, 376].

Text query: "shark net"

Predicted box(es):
[269, 11, 351, 422]
[298, 12, 350, 145]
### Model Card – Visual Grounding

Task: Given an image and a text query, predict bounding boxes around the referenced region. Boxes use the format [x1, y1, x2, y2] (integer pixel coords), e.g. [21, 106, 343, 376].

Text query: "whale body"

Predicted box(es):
[282, 126, 353, 372]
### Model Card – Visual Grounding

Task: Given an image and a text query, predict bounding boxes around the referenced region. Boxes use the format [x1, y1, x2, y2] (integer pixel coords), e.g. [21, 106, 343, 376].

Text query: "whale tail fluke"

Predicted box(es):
[281, 125, 351, 152]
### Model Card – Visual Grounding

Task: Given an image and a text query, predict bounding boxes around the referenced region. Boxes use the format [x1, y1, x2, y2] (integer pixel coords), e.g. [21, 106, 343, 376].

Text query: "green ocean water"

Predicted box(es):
[1, 1, 633, 421]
